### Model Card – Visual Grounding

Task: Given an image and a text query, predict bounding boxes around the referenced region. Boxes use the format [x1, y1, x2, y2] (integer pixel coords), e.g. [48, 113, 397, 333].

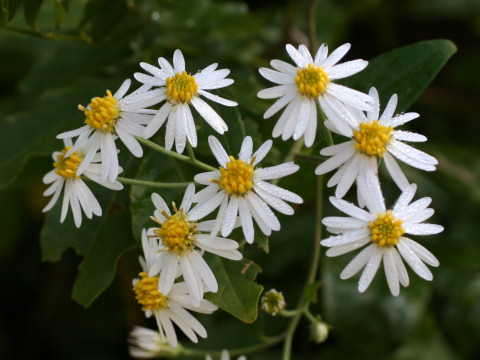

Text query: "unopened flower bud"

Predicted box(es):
[129, 326, 182, 358]
[309, 317, 329, 344]
[261, 289, 286, 316]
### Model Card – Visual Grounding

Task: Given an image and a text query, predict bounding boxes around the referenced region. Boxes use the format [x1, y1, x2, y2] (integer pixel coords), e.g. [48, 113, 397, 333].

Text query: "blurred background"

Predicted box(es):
[1, 0, 479, 359]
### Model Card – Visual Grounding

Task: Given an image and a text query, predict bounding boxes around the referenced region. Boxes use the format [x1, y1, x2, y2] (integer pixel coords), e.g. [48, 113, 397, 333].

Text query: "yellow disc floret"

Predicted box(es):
[133, 272, 168, 312]
[217, 156, 255, 195]
[53, 146, 83, 179]
[369, 210, 404, 247]
[295, 63, 329, 97]
[79, 90, 119, 132]
[154, 208, 197, 255]
[166, 71, 198, 103]
[354, 120, 393, 157]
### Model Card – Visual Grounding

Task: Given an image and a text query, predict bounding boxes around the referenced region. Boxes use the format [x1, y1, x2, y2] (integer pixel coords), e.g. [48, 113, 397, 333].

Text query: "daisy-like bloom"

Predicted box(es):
[42, 138, 123, 227]
[189, 136, 303, 244]
[315, 87, 438, 199]
[147, 184, 242, 307]
[321, 171, 443, 296]
[134, 49, 237, 153]
[133, 230, 218, 348]
[257, 43, 372, 146]
[57, 79, 162, 182]
[206, 350, 246, 360]
[261, 289, 286, 316]
[128, 326, 181, 358]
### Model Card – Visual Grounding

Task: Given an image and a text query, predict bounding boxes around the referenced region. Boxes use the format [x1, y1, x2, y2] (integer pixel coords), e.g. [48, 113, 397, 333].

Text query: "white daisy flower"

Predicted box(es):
[42, 138, 123, 228]
[133, 230, 218, 348]
[57, 79, 162, 182]
[257, 43, 373, 146]
[206, 350, 246, 360]
[134, 49, 238, 154]
[321, 170, 443, 296]
[146, 184, 242, 307]
[315, 87, 438, 199]
[189, 136, 303, 244]
[128, 326, 181, 358]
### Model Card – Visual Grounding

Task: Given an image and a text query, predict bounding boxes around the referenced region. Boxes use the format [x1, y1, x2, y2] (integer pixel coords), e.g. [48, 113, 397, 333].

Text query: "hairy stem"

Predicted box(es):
[136, 137, 216, 171]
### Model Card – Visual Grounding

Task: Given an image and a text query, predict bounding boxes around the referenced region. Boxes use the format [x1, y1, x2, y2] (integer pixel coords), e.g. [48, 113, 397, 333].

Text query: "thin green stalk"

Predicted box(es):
[282, 176, 323, 360]
[117, 177, 190, 189]
[187, 142, 196, 161]
[136, 137, 216, 171]
[307, 0, 318, 52]
[182, 333, 285, 358]
[304, 308, 318, 323]
[280, 309, 301, 317]
[0, 24, 90, 42]
[317, 103, 334, 146]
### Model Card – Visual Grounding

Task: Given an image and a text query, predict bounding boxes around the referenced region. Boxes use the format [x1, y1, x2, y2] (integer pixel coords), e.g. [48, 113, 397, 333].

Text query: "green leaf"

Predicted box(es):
[71, 208, 135, 307]
[344, 39, 457, 112]
[24, 0, 44, 30]
[204, 253, 263, 324]
[40, 183, 126, 261]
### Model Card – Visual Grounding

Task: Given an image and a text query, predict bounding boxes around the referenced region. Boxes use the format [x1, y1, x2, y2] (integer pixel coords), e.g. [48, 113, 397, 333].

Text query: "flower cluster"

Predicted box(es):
[41, 42, 443, 356]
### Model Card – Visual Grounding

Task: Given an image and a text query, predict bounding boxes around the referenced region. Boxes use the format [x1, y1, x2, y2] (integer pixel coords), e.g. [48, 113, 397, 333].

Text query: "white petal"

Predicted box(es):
[246, 192, 280, 231]
[393, 183, 417, 211]
[238, 196, 254, 243]
[270, 59, 297, 75]
[238, 136, 253, 161]
[358, 246, 383, 292]
[383, 248, 400, 296]
[259, 67, 294, 85]
[263, 91, 297, 119]
[180, 183, 195, 213]
[115, 124, 143, 157]
[257, 84, 294, 99]
[328, 59, 368, 80]
[401, 237, 439, 267]
[198, 89, 237, 107]
[403, 223, 444, 236]
[254, 181, 302, 203]
[383, 152, 410, 191]
[143, 102, 171, 139]
[390, 112, 420, 127]
[329, 196, 372, 222]
[254, 186, 294, 215]
[252, 139, 273, 165]
[179, 256, 203, 306]
[208, 136, 230, 167]
[190, 97, 228, 134]
[388, 139, 438, 169]
[396, 239, 433, 281]
[221, 197, 239, 237]
[151, 193, 171, 216]
[254, 162, 299, 181]
[188, 191, 225, 221]
[323, 43, 351, 68]
[392, 130, 427, 142]
[340, 243, 375, 279]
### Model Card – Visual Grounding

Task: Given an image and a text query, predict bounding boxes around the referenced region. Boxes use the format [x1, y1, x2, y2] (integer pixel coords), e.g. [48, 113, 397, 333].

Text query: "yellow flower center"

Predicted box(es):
[133, 272, 168, 312]
[79, 90, 119, 132]
[154, 208, 197, 255]
[216, 156, 255, 195]
[354, 120, 393, 157]
[166, 71, 198, 103]
[295, 63, 329, 97]
[369, 211, 404, 247]
[53, 146, 83, 179]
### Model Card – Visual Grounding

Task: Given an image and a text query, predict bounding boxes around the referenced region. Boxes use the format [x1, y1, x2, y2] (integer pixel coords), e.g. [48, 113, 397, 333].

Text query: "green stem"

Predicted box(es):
[117, 177, 190, 189]
[280, 309, 301, 317]
[304, 308, 318, 323]
[136, 137, 216, 171]
[0, 24, 91, 43]
[307, 0, 318, 52]
[182, 333, 285, 358]
[282, 176, 323, 360]
[186, 142, 196, 161]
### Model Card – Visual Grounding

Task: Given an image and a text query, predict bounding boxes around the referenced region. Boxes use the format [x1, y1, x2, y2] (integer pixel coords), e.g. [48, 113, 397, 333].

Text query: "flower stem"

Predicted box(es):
[307, 0, 318, 52]
[282, 176, 323, 360]
[136, 137, 216, 171]
[182, 333, 285, 358]
[117, 177, 190, 189]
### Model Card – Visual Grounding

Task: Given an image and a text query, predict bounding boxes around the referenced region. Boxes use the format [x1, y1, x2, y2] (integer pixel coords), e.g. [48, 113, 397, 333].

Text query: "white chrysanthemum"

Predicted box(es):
[257, 43, 373, 146]
[133, 231, 218, 348]
[42, 138, 123, 228]
[57, 79, 162, 182]
[146, 184, 242, 307]
[128, 326, 181, 358]
[321, 171, 443, 296]
[134, 49, 237, 153]
[206, 350, 246, 360]
[315, 87, 438, 200]
[189, 136, 303, 244]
